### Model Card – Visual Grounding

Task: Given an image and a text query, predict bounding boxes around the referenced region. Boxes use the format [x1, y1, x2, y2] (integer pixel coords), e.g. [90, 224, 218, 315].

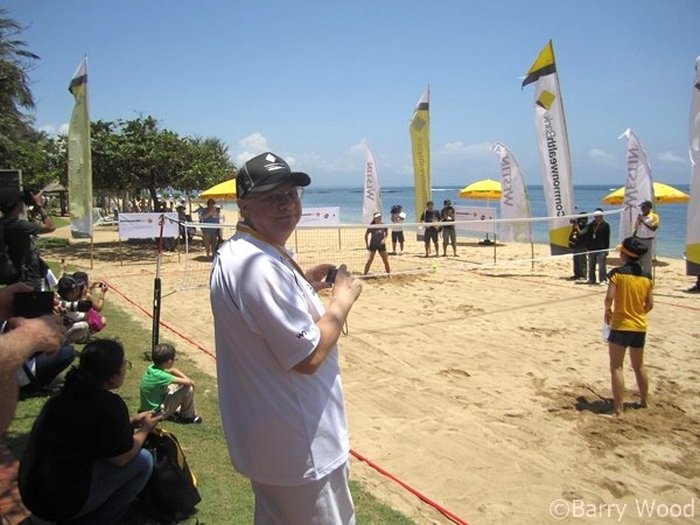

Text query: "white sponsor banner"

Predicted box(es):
[492, 143, 532, 243]
[454, 205, 496, 235]
[118, 212, 178, 240]
[299, 207, 341, 226]
[618, 128, 654, 243]
[361, 143, 382, 224]
[686, 57, 700, 275]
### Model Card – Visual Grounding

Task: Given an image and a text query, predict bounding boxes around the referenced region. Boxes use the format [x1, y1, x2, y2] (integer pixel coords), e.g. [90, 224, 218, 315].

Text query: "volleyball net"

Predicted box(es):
[173, 208, 624, 291]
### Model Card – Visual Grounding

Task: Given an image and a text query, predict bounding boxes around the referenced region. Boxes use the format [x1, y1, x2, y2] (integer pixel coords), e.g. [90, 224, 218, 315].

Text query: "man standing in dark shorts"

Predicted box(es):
[585, 209, 610, 285]
[390, 205, 405, 255]
[420, 201, 440, 257]
[440, 200, 457, 257]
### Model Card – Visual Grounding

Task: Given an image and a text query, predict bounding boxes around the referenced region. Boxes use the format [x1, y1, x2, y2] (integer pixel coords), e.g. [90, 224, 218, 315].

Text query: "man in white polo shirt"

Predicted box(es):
[634, 200, 660, 276]
[210, 152, 363, 524]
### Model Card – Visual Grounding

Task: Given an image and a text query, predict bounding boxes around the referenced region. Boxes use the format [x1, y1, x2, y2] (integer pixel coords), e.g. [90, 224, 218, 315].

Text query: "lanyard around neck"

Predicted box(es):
[236, 223, 307, 280]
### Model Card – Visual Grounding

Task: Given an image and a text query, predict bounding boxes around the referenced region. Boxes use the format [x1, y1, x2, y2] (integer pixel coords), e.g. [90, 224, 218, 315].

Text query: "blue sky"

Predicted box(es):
[5, 0, 699, 187]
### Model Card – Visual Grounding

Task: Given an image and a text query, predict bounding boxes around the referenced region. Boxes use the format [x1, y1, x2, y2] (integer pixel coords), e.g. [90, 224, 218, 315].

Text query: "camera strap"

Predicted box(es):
[236, 224, 308, 282]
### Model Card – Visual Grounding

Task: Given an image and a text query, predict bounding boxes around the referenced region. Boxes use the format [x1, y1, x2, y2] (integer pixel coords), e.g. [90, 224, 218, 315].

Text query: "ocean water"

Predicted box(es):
[295, 185, 691, 259]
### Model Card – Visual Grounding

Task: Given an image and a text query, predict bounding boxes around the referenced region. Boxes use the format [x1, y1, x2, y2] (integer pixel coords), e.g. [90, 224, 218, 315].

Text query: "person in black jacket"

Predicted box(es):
[568, 213, 588, 280]
[0, 188, 55, 289]
[20, 339, 160, 524]
[585, 209, 610, 285]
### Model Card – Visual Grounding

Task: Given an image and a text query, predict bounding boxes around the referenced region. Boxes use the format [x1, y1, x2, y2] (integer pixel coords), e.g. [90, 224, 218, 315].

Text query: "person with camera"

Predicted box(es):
[568, 212, 588, 280]
[0, 188, 55, 290]
[210, 152, 363, 524]
[0, 282, 65, 435]
[73, 271, 108, 333]
[585, 209, 611, 285]
[56, 275, 104, 344]
[634, 200, 660, 276]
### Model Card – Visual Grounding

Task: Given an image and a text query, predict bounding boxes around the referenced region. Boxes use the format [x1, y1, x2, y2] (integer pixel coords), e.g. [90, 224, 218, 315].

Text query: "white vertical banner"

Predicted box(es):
[67, 56, 93, 238]
[522, 40, 575, 255]
[361, 142, 382, 223]
[618, 128, 655, 243]
[491, 143, 532, 242]
[686, 57, 700, 276]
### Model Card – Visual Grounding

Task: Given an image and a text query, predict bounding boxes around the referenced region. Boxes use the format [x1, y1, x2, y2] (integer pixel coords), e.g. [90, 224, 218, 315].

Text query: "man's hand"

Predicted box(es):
[331, 264, 363, 306]
[305, 263, 336, 291]
[132, 410, 162, 430]
[6, 314, 64, 354]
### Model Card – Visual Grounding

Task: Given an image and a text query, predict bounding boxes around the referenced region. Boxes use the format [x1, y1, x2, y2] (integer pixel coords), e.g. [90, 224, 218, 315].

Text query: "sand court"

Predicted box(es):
[44, 225, 700, 524]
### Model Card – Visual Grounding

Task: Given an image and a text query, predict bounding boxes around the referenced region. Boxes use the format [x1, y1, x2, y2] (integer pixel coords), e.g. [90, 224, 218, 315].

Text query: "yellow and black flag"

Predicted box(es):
[522, 40, 575, 255]
[409, 86, 431, 223]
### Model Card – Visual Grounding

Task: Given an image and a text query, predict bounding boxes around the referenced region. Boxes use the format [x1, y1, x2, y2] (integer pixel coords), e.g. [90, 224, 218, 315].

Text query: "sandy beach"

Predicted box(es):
[44, 224, 700, 525]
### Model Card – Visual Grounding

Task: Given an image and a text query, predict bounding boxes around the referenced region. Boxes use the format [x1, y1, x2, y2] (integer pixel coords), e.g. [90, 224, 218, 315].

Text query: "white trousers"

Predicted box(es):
[251, 462, 355, 525]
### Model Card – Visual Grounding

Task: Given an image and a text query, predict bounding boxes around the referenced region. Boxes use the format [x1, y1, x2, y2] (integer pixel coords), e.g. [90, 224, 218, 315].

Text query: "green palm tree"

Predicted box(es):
[0, 7, 40, 139]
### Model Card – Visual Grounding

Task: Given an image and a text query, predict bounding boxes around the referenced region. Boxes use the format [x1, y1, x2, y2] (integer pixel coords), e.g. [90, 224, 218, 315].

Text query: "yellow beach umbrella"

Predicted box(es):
[601, 181, 689, 205]
[199, 179, 237, 201]
[458, 178, 502, 200]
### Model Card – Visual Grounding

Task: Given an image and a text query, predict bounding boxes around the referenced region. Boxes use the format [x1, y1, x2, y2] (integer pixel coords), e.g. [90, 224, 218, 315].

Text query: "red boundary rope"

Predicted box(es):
[104, 280, 470, 525]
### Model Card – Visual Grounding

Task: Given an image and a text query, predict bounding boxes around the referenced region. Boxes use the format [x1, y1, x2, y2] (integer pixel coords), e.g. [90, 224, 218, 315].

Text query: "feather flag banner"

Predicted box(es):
[361, 142, 382, 223]
[409, 87, 431, 222]
[492, 143, 532, 243]
[522, 41, 574, 255]
[686, 57, 700, 276]
[617, 128, 654, 244]
[67, 57, 93, 238]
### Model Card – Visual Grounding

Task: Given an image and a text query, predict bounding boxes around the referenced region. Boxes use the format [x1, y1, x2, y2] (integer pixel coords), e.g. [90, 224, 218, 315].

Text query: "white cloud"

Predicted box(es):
[438, 141, 492, 159]
[234, 132, 271, 165]
[588, 148, 615, 164]
[37, 123, 69, 136]
[657, 151, 685, 164]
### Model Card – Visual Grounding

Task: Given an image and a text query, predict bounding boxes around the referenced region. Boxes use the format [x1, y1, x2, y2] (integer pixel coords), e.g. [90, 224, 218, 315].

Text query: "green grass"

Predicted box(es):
[50, 215, 71, 229]
[6, 272, 417, 524]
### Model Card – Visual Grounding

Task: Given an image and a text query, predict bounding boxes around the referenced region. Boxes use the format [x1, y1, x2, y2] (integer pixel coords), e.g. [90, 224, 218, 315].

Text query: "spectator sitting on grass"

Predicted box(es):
[72, 271, 107, 332]
[139, 343, 202, 424]
[57, 275, 92, 344]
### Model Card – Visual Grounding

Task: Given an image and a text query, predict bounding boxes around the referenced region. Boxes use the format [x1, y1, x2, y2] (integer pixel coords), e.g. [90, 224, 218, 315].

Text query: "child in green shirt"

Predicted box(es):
[139, 343, 202, 424]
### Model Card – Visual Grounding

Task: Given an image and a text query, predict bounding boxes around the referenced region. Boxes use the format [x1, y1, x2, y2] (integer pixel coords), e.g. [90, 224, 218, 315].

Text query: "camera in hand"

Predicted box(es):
[21, 188, 39, 206]
[59, 299, 92, 312]
[13, 291, 55, 318]
[325, 268, 338, 284]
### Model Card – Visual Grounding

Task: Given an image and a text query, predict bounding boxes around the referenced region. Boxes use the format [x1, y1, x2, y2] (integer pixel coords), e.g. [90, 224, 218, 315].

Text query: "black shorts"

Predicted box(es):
[369, 243, 387, 253]
[392, 231, 404, 243]
[608, 329, 646, 348]
[424, 228, 438, 243]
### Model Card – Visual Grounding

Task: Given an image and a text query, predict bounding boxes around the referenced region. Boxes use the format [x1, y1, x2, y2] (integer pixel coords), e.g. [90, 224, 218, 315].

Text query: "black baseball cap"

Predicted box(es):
[640, 200, 653, 208]
[236, 152, 310, 199]
[621, 236, 648, 259]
